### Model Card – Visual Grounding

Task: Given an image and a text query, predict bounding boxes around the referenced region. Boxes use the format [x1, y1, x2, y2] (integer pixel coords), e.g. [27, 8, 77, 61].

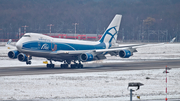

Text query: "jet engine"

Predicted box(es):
[119, 49, 133, 58]
[8, 50, 20, 59]
[80, 53, 94, 62]
[18, 53, 27, 62]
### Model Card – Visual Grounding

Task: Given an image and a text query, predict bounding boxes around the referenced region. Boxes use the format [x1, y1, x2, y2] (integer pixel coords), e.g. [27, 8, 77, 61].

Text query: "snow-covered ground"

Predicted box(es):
[0, 68, 180, 101]
[0, 43, 180, 100]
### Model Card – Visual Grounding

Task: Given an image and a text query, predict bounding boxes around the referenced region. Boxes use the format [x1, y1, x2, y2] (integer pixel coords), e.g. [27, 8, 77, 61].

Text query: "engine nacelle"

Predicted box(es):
[8, 50, 20, 59]
[18, 53, 27, 62]
[119, 49, 133, 58]
[80, 53, 94, 62]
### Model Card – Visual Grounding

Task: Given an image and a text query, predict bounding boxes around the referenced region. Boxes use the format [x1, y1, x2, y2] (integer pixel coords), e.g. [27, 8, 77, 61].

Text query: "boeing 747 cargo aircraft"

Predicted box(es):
[8, 14, 139, 68]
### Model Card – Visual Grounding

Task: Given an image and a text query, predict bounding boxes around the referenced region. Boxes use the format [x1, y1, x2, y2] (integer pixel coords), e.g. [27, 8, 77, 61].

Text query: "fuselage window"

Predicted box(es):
[23, 35, 31, 37]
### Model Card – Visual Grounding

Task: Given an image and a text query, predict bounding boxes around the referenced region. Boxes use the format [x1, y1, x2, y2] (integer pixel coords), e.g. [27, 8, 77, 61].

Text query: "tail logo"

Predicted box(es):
[99, 26, 118, 43]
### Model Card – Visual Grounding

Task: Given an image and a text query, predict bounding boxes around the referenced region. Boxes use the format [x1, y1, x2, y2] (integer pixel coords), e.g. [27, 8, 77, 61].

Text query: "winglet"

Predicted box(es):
[170, 37, 176, 43]
[7, 39, 12, 44]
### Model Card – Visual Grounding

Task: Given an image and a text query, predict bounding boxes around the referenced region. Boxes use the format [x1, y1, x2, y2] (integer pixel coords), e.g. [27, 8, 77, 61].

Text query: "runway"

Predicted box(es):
[0, 59, 180, 76]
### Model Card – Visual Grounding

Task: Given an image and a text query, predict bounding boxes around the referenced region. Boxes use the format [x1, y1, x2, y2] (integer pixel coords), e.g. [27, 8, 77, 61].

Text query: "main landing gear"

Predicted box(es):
[60, 60, 83, 69]
[70, 63, 83, 68]
[60, 64, 68, 68]
[61, 63, 83, 68]
[46, 60, 84, 69]
[70, 60, 83, 69]
[60, 60, 69, 68]
[46, 60, 55, 68]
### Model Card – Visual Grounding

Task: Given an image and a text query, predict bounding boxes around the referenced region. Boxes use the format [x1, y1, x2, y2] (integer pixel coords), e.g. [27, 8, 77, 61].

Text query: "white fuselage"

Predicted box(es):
[16, 33, 108, 61]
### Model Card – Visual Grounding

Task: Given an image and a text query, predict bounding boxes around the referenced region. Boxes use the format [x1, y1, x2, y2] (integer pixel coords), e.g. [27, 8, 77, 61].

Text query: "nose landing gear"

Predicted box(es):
[26, 61, 31, 65]
[26, 55, 32, 65]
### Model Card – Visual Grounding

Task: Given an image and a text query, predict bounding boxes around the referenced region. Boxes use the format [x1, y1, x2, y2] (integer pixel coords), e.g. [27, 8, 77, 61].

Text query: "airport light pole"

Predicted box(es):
[18, 28, 21, 39]
[47, 24, 54, 36]
[72, 23, 78, 39]
[163, 65, 171, 101]
[22, 25, 28, 34]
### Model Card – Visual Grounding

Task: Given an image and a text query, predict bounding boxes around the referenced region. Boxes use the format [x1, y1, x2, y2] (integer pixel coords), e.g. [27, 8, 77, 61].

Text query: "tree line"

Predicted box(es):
[0, 0, 180, 42]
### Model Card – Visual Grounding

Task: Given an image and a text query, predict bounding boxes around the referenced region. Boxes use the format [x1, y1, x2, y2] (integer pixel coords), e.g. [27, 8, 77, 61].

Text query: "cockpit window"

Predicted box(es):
[23, 35, 31, 37]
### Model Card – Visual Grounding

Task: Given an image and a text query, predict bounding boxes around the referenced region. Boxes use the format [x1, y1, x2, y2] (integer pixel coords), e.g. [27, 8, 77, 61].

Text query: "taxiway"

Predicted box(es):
[0, 59, 180, 76]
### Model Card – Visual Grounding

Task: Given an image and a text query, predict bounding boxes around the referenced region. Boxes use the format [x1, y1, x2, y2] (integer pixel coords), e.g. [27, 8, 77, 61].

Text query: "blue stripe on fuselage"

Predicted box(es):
[22, 41, 106, 52]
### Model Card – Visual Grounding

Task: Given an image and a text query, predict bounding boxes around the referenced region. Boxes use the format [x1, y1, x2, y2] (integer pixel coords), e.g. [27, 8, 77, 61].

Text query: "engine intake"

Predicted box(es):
[8, 50, 19, 59]
[18, 53, 27, 62]
[80, 53, 94, 62]
[119, 49, 132, 58]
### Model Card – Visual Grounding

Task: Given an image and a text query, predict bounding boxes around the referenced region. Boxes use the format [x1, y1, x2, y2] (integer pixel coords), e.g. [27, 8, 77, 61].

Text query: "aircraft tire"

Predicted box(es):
[70, 64, 77, 68]
[78, 64, 83, 68]
[60, 64, 63, 68]
[51, 64, 55, 68]
[61, 64, 64, 68]
[61, 64, 68, 68]
[81, 64, 83, 68]
[26, 61, 31, 65]
[47, 64, 50, 68]
[47, 64, 54, 68]
[29, 61, 31, 64]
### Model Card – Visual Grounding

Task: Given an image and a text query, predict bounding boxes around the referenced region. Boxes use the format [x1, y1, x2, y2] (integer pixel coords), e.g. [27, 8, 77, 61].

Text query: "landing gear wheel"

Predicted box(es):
[61, 64, 68, 68]
[70, 64, 83, 68]
[26, 61, 31, 65]
[47, 64, 55, 68]
[71, 64, 77, 68]
[78, 64, 83, 68]
[46, 59, 54, 68]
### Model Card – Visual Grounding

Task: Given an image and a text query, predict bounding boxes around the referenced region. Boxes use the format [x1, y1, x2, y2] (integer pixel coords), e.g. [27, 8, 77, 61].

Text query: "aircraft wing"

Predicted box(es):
[50, 43, 164, 62]
[131, 43, 164, 48]
[111, 43, 164, 48]
[53, 47, 137, 55]
[111, 44, 146, 48]
[53, 43, 164, 55]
